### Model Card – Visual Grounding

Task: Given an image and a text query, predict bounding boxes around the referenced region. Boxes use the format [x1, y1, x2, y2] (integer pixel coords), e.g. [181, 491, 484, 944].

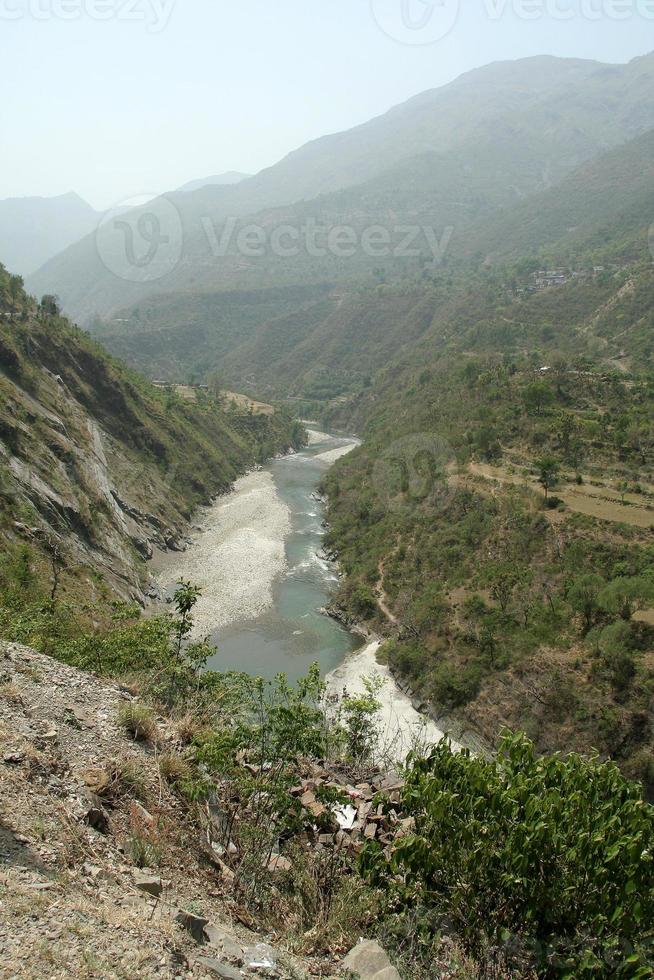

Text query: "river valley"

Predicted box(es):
[155, 427, 361, 682]
[154, 426, 456, 759]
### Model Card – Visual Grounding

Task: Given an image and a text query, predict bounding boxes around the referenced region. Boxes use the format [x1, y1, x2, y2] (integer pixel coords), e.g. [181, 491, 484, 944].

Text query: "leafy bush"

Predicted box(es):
[362, 732, 654, 977]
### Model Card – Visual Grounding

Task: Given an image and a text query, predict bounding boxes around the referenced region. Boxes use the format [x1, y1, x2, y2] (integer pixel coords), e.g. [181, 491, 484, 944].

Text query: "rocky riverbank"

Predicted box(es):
[154, 470, 291, 639]
[321, 614, 486, 760]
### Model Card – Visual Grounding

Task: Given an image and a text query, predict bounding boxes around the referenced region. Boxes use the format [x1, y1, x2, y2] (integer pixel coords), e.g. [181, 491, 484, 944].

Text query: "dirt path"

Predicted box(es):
[375, 558, 398, 625]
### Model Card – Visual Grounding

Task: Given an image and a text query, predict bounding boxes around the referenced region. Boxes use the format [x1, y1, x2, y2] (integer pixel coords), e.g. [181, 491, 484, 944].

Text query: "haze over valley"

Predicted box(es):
[2, 8, 654, 977]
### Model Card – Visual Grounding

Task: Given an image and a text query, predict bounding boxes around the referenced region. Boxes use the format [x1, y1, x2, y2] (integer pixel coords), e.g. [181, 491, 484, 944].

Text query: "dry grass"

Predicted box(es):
[173, 711, 204, 746]
[83, 756, 149, 803]
[118, 702, 158, 743]
[158, 752, 192, 786]
[0, 681, 23, 704]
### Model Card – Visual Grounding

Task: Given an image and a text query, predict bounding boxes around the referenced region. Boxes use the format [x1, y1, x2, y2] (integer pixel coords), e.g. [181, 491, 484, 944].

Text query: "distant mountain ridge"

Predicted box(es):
[27, 52, 654, 324]
[90, 121, 654, 400]
[0, 191, 99, 278]
[176, 171, 251, 193]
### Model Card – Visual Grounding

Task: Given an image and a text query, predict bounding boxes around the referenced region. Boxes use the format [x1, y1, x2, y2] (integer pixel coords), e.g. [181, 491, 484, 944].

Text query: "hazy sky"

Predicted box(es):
[1, 0, 652, 209]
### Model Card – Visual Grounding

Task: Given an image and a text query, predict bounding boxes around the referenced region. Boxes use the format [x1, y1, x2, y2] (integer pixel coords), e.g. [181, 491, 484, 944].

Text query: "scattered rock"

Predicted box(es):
[196, 957, 243, 979]
[267, 855, 291, 873]
[243, 943, 277, 973]
[83, 802, 111, 835]
[130, 800, 155, 828]
[134, 872, 163, 897]
[176, 909, 209, 943]
[204, 925, 244, 963]
[342, 940, 401, 979]
[63, 706, 84, 729]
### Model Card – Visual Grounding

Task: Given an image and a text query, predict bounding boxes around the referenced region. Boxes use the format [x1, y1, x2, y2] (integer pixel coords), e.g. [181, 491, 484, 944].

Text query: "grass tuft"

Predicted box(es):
[118, 702, 158, 743]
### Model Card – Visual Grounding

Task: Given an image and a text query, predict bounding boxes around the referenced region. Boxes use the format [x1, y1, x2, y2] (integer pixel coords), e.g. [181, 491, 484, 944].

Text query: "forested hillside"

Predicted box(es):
[83, 117, 654, 399]
[322, 247, 654, 791]
[0, 264, 304, 609]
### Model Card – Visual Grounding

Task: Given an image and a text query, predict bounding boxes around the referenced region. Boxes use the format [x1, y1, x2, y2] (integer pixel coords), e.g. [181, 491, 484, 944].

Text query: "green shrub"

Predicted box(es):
[362, 732, 654, 977]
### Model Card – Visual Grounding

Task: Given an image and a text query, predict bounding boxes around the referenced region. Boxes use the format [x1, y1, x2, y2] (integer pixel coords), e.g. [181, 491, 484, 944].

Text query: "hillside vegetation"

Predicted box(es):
[322, 243, 654, 792]
[0, 264, 304, 609]
[4, 51, 654, 979]
[83, 110, 654, 399]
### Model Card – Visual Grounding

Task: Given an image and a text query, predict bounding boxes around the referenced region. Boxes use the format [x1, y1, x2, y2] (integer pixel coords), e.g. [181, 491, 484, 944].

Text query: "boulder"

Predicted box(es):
[342, 940, 401, 979]
[204, 924, 244, 964]
[176, 909, 209, 943]
[134, 872, 163, 897]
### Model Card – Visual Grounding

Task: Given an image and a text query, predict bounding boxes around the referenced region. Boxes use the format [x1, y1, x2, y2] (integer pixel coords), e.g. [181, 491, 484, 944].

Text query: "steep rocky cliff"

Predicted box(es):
[0, 265, 301, 601]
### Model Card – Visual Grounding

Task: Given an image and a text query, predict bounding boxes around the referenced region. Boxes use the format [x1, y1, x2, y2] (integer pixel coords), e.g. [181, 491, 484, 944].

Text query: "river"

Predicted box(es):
[155, 427, 361, 682]
[154, 426, 459, 759]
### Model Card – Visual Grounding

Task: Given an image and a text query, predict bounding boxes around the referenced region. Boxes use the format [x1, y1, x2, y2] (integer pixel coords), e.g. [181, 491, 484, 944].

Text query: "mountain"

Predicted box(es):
[176, 171, 251, 193]
[88, 122, 654, 397]
[0, 264, 302, 600]
[456, 127, 654, 267]
[27, 53, 654, 327]
[0, 192, 99, 278]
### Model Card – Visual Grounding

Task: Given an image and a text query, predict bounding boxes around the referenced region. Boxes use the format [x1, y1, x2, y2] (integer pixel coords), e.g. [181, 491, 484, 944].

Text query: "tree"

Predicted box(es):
[550, 353, 569, 395]
[568, 573, 604, 633]
[362, 733, 654, 977]
[489, 564, 519, 613]
[554, 411, 576, 457]
[207, 371, 225, 401]
[40, 294, 61, 317]
[340, 674, 383, 764]
[514, 578, 536, 628]
[7, 274, 24, 318]
[172, 579, 202, 658]
[599, 576, 654, 622]
[536, 454, 560, 499]
[523, 381, 554, 416]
